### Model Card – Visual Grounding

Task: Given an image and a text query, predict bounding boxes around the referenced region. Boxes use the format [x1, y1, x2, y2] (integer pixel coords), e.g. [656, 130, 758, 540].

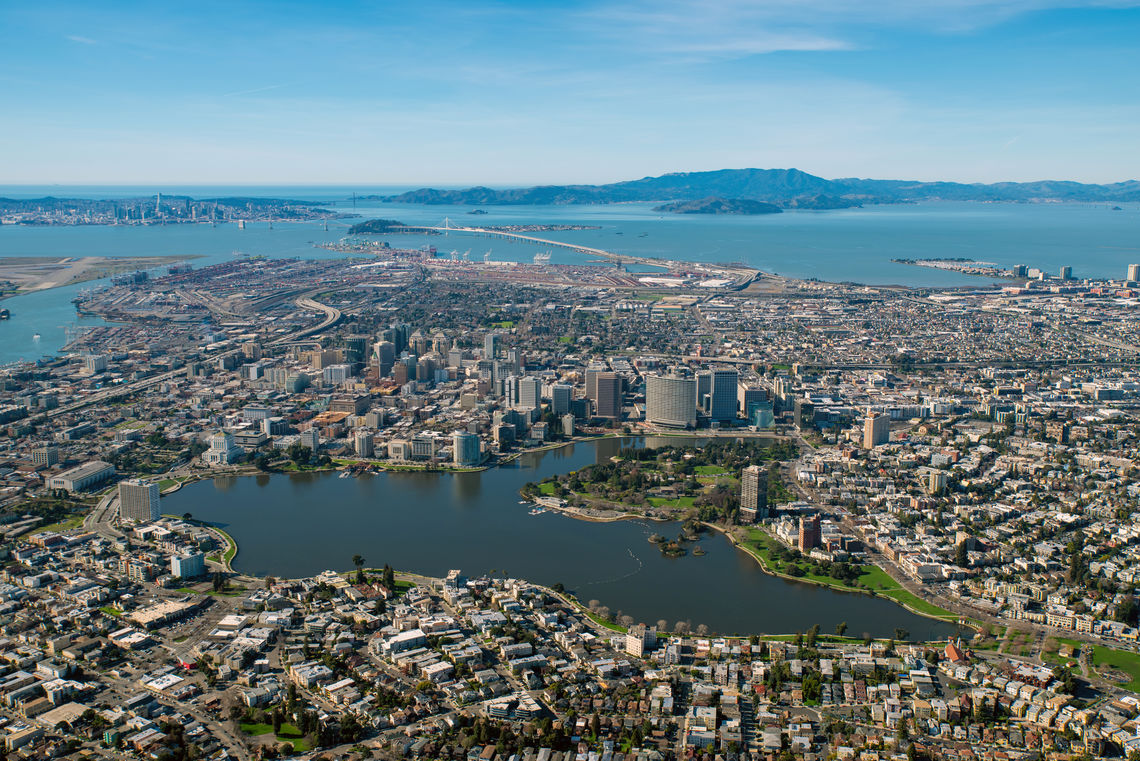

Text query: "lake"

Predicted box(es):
[162, 436, 961, 641]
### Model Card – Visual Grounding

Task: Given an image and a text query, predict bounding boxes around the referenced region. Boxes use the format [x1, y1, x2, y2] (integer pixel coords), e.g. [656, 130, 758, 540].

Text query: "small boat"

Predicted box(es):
[32, 333, 41, 341]
[529, 508, 546, 516]
[0, 308, 9, 320]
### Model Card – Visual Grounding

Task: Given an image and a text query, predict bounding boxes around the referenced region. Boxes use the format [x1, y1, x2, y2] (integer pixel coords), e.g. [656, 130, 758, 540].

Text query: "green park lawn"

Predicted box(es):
[740, 528, 959, 623]
[240, 722, 311, 751]
[647, 496, 697, 509]
[33, 513, 85, 534]
[1090, 645, 1140, 692]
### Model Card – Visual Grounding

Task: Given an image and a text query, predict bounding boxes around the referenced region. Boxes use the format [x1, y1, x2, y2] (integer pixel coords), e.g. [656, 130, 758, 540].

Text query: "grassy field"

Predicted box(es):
[647, 495, 697, 509]
[219, 528, 238, 566]
[537, 482, 557, 496]
[693, 465, 729, 476]
[239, 722, 311, 751]
[1040, 636, 1083, 665]
[1090, 645, 1140, 692]
[32, 513, 85, 534]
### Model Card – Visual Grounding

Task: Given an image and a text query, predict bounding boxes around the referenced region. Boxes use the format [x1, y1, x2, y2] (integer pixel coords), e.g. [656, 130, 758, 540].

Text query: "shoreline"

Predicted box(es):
[0, 254, 203, 299]
[143, 436, 965, 635]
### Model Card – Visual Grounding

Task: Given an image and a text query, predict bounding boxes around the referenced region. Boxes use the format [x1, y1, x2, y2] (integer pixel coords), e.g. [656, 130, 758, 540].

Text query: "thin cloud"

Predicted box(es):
[221, 83, 290, 98]
[66, 34, 97, 45]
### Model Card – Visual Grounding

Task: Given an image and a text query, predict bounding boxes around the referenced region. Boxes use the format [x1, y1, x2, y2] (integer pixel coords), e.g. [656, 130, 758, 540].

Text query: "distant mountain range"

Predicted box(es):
[377, 168, 1140, 207]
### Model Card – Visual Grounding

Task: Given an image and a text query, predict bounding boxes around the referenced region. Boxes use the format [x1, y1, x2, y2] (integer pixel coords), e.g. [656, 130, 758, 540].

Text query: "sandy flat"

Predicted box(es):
[0, 256, 195, 293]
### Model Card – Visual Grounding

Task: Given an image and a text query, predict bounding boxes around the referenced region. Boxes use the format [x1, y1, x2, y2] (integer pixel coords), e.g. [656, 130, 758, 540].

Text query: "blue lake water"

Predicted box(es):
[163, 436, 961, 640]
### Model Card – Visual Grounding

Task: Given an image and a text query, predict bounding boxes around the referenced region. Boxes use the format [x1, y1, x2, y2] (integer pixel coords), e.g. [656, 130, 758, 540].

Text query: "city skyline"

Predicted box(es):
[1, 0, 1139, 185]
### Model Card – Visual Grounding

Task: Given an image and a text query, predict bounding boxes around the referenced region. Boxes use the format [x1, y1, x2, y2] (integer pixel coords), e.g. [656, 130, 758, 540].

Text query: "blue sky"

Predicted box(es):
[1, 0, 1138, 185]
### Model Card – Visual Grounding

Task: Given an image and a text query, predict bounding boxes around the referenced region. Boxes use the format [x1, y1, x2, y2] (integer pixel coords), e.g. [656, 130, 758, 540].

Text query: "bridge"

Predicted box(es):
[416, 221, 623, 261]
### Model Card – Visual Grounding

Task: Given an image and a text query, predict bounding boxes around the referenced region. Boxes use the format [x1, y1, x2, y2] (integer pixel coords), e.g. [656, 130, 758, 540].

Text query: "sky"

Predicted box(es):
[1, 0, 1139, 186]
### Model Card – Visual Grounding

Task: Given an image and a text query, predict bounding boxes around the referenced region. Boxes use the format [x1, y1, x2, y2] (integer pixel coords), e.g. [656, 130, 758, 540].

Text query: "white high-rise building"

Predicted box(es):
[1128, 264, 1140, 283]
[119, 479, 160, 523]
[646, 374, 698, 429]
[354, 430, 374, 458]
[739, 465, 768, 522]
[453, 431, 482, 466]
[517, 376, 541, 411]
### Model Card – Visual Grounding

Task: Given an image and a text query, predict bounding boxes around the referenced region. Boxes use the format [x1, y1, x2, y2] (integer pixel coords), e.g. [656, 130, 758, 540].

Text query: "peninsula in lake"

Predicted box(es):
[377, 166, 1140, 207]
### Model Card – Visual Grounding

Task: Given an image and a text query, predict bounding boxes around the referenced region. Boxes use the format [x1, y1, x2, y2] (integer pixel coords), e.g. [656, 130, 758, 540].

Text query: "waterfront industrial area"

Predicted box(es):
[2, 218, 1140, 761]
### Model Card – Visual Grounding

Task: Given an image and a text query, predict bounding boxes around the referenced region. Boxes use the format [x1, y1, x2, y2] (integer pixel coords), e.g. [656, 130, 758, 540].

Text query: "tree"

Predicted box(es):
[806, 623, 820, 648]
[836, 621, 848, 637]
[352, 554, 366, 585]
[955, 540, 969, 567]
[212, 571, 225, 593]
[894, 627, 909, 642]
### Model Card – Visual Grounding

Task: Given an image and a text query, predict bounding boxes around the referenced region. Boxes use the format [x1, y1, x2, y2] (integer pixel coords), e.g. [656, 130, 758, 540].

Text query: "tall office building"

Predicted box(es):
[863, 412, 890, 449]
[550, 384, 572, 416]
[773, 377, 792, 413]
[517, 376, 541, 411]
[696, 372, 712, 412]
[1129, 264, 1140, 283]
[704, 368, 738, 422]
[344, 335, 370, 368]
[505, 375, 520, 408]
[374, 340, 396, 377]
[119, 479, 160, 523]
[738, 384, 767, 417]
[739, 465, 768, 522]
[645, 374, 697, 428]
[793, 398, 815, 430]
[1059, 265, 1073, 281]
[798, 515, 821, 552]
[354, 430, 374, 458]
[484, 331, 499, 359]
[585, 365, 606, 403]
[593, 372, 622, 419]
[452, 431, 482, 466]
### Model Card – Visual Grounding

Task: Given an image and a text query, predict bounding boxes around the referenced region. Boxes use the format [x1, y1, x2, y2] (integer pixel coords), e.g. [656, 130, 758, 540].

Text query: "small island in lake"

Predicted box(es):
[654, 197, 783, 215]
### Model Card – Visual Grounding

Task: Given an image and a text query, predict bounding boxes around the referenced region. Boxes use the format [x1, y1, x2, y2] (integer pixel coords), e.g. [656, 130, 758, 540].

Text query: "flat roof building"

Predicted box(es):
[119, 479, 160, 523]
[47, 461, 116, 493]
[646, 374, 697, 429]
